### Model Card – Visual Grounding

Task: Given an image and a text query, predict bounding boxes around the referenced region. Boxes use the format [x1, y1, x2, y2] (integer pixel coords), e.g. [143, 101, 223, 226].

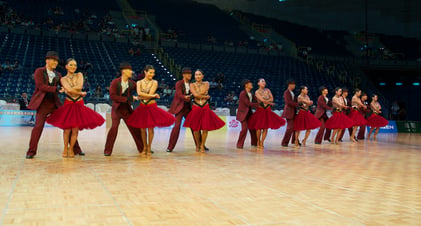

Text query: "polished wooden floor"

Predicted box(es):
[0, 125, 420, 226]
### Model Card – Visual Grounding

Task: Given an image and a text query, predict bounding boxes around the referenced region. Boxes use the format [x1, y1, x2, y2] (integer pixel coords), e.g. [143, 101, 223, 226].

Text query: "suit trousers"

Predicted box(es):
[315, 115, 328, 144]
[236, 114, 257, 148]
[104, 104, 143, 155]
[281, 118, 295, 146]
[167, 105, 193, 151]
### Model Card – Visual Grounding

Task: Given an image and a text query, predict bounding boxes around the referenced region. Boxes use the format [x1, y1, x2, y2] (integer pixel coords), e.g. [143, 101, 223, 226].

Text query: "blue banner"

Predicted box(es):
[0, 110, 36, 126]
[368, 120, 397, 133]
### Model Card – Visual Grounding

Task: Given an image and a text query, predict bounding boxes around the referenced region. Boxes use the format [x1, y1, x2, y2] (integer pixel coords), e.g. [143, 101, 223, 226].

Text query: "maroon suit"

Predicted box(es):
[104, 77, 143, 155]
[236, 90, 259, 148]
[167, 80, 195, 151]
[357, 102, 370, 139]
[26, 67, 82, 156]
[314, 95, 332, 143]
[281, 89, 299, 146]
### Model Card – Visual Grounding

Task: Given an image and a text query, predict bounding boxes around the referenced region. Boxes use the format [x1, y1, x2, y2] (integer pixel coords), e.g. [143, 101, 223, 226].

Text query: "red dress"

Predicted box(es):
[348, 108, 367, 126]
[46, 99, 105, 130]
[366, 113, 388, 128]
[326, 111, 354, 129]
[183, 103, 225, 131]
[294, 109, 322, 131]
[248, 106, 286, 130]
[127, 102, 175, 128]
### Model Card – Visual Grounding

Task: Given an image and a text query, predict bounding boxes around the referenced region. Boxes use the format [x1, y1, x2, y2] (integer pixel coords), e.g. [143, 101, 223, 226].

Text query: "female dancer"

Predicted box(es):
[248, 78, 285, 148]
[348, 89, 367, 142]
[46, 58, 105, 157]
[325, 87, 354, 144]
[293, 86, 321, 146]
[367, 94, 389, 141]
[183, 69, 225, 152]
[127, 65, 175, 155]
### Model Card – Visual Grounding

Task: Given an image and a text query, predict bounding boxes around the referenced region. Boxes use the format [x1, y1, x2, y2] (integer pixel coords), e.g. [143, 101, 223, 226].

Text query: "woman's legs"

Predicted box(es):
[140, 128, 148, 154]
[294, 131, 300, 147]
[302, 130, 311, 146]
[368, 127, 375, 139]
[350, 126, 358, 142]
[147, 128, 154, 154]
[200, 130, 208, 152]
[331, 129, 338, 144]
[256, 130, 262, 147]
[261, 129, 268, 148]
[373, 128, 380, 141]
[68, 127, 78, 157]
[193, 131, 201, 152]
[63, 129, 71, 157]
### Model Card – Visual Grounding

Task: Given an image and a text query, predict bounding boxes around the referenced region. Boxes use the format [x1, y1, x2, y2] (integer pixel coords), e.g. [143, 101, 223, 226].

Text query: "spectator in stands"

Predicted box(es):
[232, 91, 238, 103]
[398, 102, 407, 120]
[390, 101, 399, 120]
[128, 48, 134, 56]
[2, 60, 12, 71]
[135, 48, 141, 56]
[159, 79, 166, 90]
[217, 81, 224, 90]
[13, 60, 22, 71]
[224, 92, 234, 106]
[94, 85, 103, 98]
[209, 79, 218, 89]
[163, 85, 172, 100]
[216, 72, 225, 83]
[18, 92, 29, 110]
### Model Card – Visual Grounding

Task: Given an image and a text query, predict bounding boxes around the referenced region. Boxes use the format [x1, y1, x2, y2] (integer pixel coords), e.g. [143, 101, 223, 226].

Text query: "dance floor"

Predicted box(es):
[0, 125, 420, 225]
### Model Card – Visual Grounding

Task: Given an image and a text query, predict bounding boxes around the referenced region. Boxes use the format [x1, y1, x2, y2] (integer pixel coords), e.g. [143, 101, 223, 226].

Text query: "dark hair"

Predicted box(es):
[342, 87, 348, 93]
[319, 86, 327, 94]
[286, 79, 295, 85]
[298, 85, 307, 94]
[143, 65, 154, 72]
[66, 58, 76, 65]
[361, 92, 367, 97]
[371, 93, 377, 98]
[195, 69, 204, 75]
[354, 88, 361, 94]
[257, 78, 265, 84]
[335, 87, 342, 92]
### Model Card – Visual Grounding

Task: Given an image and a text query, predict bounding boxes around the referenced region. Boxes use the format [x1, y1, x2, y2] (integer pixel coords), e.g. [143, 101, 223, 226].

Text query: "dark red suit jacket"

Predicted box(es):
[27, 67, 62, 110]
[236, 90, 258, 122]
[315, 95, 332, 119]
[168, 80, 191, 115]
[281, 89, 298, 119]
[109, 77, 136, 111]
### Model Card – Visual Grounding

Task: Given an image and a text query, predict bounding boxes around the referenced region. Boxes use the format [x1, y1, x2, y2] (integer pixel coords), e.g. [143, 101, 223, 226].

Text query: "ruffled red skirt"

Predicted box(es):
[183, 104, 225, 131]
[46, 100, 105, 130]
[293, 109, 322, 131]
[248, 107, 286, 130]
[366, 114, 388, 128]
[348, 109, 367, 126]
[326, 111, 354, 129]
[127, 103, 175, 128]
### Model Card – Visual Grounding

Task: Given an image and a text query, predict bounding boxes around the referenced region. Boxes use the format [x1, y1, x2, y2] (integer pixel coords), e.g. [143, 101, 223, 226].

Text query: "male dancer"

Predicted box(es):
[26, 51, 84, 159]
[166, 67, 206, 152]
[236, 79, 259, 149]
[357, 92, 370, 140]
[314, 86, 332, 144]
[281, 79, 298, 147]
[104, 62, 143, 156]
